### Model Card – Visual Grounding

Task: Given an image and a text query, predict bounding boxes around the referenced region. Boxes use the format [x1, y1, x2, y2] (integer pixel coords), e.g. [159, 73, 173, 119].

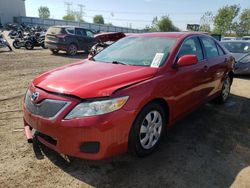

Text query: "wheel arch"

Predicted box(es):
[228, 71, 234, 85]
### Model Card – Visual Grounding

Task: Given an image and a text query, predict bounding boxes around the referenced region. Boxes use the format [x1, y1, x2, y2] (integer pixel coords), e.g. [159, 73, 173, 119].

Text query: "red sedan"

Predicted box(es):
[23, 32, 234, 160]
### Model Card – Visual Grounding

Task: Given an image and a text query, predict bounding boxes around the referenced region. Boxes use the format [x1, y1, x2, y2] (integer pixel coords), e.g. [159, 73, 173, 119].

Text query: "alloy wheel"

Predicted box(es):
[139, 110, 163, 150]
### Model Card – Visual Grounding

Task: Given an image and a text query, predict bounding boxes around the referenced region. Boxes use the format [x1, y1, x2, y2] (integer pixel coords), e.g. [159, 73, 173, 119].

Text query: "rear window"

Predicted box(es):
[47, 27, 66, 34]
[47, 27, 75, 35]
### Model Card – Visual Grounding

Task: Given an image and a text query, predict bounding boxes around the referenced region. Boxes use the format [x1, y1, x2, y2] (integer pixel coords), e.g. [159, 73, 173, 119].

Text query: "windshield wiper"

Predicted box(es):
[111, 61, 128, 65]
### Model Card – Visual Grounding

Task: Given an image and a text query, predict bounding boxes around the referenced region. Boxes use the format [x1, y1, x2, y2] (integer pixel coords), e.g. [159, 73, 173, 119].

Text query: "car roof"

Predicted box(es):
[49, 26, 88, 29]
[125, 32, 209, 39]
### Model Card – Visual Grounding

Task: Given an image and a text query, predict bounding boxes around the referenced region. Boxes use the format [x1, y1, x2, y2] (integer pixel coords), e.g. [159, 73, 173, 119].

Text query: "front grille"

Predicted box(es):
[25, 90, 69, 118]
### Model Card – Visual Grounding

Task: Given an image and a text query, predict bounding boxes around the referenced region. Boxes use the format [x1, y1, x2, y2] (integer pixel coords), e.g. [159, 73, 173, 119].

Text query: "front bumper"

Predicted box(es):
[23, 88, 136, 160]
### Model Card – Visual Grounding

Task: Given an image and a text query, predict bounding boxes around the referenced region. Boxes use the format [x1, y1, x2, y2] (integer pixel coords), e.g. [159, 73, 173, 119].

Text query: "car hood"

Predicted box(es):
[231, 53, 246, 61]
[33, 60, 157, 99]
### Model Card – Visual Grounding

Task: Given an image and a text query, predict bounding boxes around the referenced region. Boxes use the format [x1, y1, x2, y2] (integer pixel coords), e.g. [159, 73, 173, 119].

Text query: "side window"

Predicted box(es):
[75, 28, 86, 36]
[80, 29, 87, 36]
[217, 44, 225, 56]
[65, 28, 74, 34]
[86, 30, 94, 38]
[75, 28, 82, 36]
[201, 37, 219, 58]
[178, 37, 204, 61]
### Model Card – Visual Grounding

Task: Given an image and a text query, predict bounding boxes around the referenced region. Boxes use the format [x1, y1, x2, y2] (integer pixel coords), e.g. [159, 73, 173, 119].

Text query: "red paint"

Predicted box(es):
[23, 32, 234, 160]
[177, 55, 198, 67]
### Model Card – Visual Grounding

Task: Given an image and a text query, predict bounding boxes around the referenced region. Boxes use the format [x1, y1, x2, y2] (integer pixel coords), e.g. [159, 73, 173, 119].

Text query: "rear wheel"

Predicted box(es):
[67, 44, 77, 56]
[129, 102, 166, 157]
[214, 75, 231, 104]
[41, 42, 47, 49]
[25, 41, 34, 50]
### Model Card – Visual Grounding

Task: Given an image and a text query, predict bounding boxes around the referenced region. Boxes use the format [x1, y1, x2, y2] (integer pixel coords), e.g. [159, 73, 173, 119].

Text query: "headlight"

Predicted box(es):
[65, 96, 129, 119]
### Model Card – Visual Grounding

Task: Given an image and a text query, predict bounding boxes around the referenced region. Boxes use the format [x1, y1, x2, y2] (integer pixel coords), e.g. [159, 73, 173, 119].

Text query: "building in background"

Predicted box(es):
[0, 0, 26, 25]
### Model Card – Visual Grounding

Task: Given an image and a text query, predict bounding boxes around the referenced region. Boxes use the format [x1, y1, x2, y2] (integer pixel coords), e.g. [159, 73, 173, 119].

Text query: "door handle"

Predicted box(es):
[203, 65, 208, 72]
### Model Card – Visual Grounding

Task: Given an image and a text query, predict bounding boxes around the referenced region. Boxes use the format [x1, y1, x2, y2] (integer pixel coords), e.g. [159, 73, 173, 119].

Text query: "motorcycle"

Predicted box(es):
[0, 32, 12, 51]
[25, 32, 46, 50]
[13, 32, 46, 50]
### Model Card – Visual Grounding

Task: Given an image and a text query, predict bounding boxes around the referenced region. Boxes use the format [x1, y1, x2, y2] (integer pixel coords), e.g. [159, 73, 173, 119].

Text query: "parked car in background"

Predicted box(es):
[234, 52, 250, 75]
[89, 32, 126, 56]
[242, 36, 250, 41]
[45, 26, 98, 56]
[0, 31, 12, 51]
[221, 37, 237, 41]
[221, 40, 250, 60]
[23, 32, 234, 160]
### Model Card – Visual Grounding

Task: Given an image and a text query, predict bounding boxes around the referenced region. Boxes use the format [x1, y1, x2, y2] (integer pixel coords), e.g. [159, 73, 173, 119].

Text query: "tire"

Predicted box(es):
[12, 41, 21, 49]
[214, 75, 231, 104]
[128, 102, 166, 157]
[50, 49, 59, 54]
[67, 43, 77, 56]
[25, 41, 34, 50]
[41, 42, 47, 49]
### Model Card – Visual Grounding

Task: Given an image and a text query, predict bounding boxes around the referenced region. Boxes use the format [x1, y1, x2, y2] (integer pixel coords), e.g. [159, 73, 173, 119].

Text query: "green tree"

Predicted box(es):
[200, 11, 214, 32]
[38, 6, 50, 19]
[145, 16, 179, 32]
[93, 15, 104, 24]
[213, 4, 240, 35]
[239, 8, 250, 35]
[63, 13, 76, 21]
[155, 16, 179, 32]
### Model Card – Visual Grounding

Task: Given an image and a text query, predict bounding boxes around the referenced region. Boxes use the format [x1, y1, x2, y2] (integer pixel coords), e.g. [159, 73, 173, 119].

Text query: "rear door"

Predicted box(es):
[85, 30, 96, 49]
[199, 36, 228, 97]
[75, 28, 86, 50]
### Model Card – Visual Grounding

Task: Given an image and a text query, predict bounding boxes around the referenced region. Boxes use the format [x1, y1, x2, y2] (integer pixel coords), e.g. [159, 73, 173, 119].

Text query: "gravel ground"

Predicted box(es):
[0, 37, 249, 188]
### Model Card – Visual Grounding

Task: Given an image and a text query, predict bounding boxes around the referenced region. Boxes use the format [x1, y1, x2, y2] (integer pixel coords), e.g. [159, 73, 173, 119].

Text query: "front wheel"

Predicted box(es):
[128, 102, 166, 157]
[12, 41, 21, 49]
[214, 75, 231, 104]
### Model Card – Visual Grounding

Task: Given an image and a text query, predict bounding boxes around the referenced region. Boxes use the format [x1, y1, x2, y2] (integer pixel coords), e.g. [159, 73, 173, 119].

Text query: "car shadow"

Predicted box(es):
[38, 94, 250, 188]
[234, 75, 250, 80]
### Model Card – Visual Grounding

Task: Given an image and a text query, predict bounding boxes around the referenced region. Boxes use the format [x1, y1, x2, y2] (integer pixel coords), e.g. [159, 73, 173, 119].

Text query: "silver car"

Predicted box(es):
[235, 53, 250, 75]
[221, 40, 250, 75]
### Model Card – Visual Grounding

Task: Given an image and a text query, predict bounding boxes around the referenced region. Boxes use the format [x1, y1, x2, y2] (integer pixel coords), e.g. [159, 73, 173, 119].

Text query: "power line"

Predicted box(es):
[78, 4, 85, 17]
[83, 9, 217, 16]
[83, 15, 199, 23]
[64, 2, 72, 15]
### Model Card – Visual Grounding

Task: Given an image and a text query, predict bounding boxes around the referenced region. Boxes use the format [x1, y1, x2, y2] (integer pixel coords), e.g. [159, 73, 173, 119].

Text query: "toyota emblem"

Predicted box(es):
[31, 91, 39, 102]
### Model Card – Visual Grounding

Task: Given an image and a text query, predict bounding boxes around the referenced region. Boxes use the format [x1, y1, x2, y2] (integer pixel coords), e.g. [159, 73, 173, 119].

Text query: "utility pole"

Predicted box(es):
[78, 4, 85, 17]
[64, 2, 72, 15]
[76, 4, 85, 22]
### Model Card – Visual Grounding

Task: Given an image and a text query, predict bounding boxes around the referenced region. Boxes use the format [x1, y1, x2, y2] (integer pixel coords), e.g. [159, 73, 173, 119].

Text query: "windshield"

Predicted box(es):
[93, 36, 177, 67]
[221, 42, 250, 53]
[239, 53, 250, 63]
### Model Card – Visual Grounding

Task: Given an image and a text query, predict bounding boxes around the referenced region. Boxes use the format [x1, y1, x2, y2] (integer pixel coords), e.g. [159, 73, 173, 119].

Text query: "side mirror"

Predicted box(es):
[177, 55, 198, 67]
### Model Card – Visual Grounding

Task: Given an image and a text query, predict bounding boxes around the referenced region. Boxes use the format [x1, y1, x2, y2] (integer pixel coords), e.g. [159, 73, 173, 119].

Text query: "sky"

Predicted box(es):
[26, 0, 250, 30]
